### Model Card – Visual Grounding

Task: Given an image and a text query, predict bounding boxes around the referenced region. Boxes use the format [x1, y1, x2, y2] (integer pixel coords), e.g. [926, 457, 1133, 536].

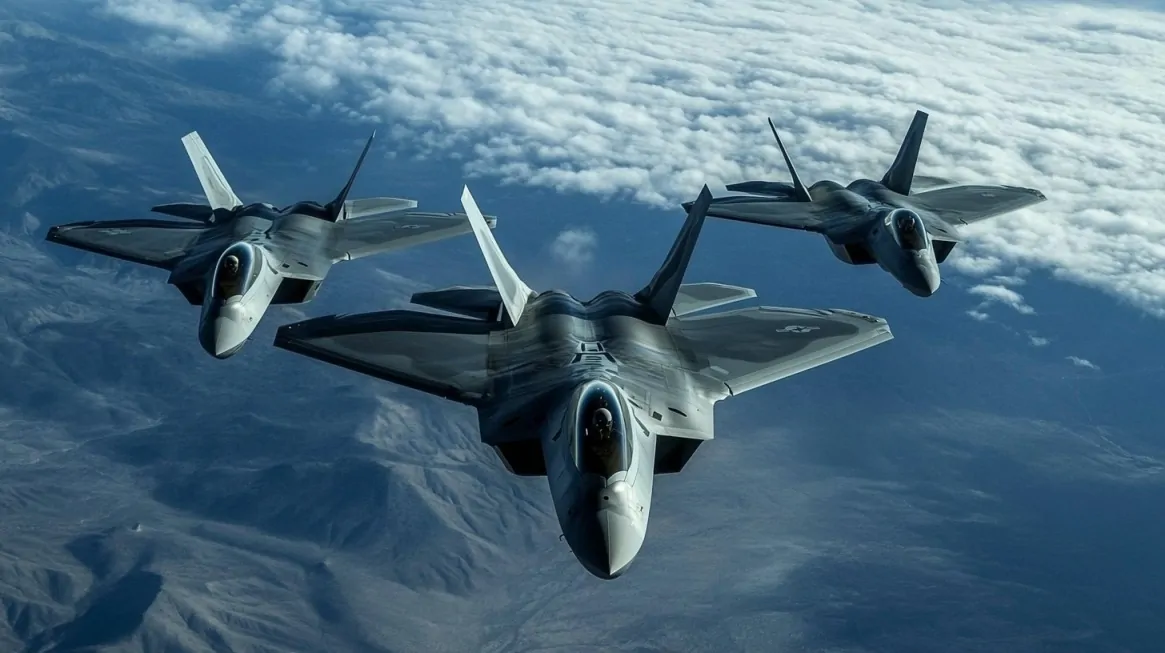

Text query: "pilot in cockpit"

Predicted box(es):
[895, 212, 925, 250]
[217, 254, 242, 297]
[584, 401, 619, 476]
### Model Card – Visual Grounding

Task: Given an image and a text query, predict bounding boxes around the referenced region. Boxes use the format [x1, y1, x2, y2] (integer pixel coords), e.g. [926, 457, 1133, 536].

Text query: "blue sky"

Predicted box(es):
[3, 0, 1165, 650]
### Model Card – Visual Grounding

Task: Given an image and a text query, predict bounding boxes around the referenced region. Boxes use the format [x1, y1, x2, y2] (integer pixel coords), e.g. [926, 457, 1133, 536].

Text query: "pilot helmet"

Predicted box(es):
[592, 407, 613, 433]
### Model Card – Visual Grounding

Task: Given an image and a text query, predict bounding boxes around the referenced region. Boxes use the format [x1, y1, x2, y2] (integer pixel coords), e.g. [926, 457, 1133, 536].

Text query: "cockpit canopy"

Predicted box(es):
[210, 242, 263, 300]
[573, 382, 631, 478]
[888, 209, 928, 251]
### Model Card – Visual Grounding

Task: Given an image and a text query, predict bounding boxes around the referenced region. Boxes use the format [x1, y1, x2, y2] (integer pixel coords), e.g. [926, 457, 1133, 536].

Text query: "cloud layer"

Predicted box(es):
[99, 0, 1165, 315]
[549, 227, 598, 268]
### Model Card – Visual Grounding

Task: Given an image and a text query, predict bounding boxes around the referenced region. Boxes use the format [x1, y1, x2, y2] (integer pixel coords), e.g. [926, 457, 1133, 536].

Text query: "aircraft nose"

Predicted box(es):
[906, 256, 941, 297]
[596, 482, 644, 579]
[200, 302, 252, 359]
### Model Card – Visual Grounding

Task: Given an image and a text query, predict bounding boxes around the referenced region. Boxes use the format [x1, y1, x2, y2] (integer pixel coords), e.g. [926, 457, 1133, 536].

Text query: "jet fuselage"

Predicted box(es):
[811, 179, 941, 297]
[472, 289, 713, 580]
[181, 204, 344, 358]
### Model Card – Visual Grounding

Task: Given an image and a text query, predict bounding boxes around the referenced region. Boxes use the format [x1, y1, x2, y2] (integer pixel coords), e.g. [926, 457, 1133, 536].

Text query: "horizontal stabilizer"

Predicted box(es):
[635, 185, 713, 323]
[180, 131, 242, 210]
[910, 175, 953, 192]
[724, 181, 799, 198]
[411, 286, 504, 321]
[880, 110, 928, 196]
[671, 282, 756, 318]
[461, 185, 534, 326]
[150, 202, 222, 223]
[343, 197, 419, 220]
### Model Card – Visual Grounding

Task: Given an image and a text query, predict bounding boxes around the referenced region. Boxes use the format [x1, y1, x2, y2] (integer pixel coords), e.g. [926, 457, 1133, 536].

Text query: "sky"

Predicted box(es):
[92, 0, 1165, 327]
[3, 0, 1165, 650]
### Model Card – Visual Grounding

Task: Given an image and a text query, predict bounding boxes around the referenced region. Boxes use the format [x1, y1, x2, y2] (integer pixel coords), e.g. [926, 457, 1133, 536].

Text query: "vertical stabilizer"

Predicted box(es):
[880, 110, 928, 196]
[634, 185, 713, 323]
[767, 118, 812, 202]
[181, 132, 243, 210]
[460, 185, 535, 326]
[325, 131, 377, 221]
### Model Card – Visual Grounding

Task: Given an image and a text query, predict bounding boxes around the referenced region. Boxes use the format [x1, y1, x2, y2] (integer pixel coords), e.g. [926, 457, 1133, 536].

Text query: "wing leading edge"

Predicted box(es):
[329, 211, 497, 262]
[669, 306, 893, 397]
[684, 196, 860, 234]
[45, 219, 215, 270]
[910, 184, 1046, 226]
[273, 311, 496, 406]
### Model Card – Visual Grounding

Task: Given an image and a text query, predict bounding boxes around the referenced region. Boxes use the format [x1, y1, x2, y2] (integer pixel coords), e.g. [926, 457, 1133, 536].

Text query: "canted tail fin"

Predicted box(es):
[765, 117, 811, 202]
[634, 185, 713, 323]
[324, 131, 377, 221]
[180, 132, 242, 210]
[880, 110, 928, 196]
[460, 185, 535, 327]
[724, 117, 812, 202]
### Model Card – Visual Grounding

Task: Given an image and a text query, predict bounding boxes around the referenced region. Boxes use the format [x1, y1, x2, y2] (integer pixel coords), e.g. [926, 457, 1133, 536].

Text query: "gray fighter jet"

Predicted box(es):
[272, 184, 894, 579]
[45, 131, 493, 358]
[684, 110, 1047, 297]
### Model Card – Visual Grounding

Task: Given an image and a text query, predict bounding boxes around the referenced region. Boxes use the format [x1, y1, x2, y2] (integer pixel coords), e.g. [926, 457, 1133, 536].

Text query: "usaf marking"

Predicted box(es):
[773, 323, 820, 332]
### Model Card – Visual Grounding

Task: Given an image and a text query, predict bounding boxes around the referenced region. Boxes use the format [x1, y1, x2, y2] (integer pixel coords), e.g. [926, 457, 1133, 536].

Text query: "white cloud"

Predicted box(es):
[99, 0, 1165, 316]
[1029, 335, 1050, 347]
[1068, 356, 1100, 370]
[966, 310, 989, 322]
[968, 284, 1036, 315]
[549, 227, 598, 268]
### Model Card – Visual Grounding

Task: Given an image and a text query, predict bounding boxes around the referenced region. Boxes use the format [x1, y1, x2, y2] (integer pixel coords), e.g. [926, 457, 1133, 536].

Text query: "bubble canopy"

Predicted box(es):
[889, 209, 928, 251]
[210, 242, 263, 300]
[573, 381, 632, 477]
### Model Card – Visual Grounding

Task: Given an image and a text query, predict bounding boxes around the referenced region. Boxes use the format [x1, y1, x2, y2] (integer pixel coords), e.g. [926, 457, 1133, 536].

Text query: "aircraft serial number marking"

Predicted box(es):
[775, 325, 819, 333]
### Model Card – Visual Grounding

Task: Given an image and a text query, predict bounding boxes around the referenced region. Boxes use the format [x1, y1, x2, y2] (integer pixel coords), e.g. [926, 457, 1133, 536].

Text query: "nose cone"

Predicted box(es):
[199, 301, 253, 359]
[599, 509, 643, 579]
[904, 255, 941, 297]
[575, 481, 645, 580]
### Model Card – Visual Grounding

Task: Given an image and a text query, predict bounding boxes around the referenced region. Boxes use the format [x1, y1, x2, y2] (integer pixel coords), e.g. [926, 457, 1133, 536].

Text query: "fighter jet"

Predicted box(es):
[44, 131, 493, 358]
[272, 184, 894, 579]
[684, 110, 1047, 297]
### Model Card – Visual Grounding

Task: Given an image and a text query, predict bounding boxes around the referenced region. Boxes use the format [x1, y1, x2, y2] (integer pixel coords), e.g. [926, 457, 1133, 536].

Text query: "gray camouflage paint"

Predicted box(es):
[684, 110, 1047, 297]
[43, 131, 490, 358]
[274, 185, 894, 580]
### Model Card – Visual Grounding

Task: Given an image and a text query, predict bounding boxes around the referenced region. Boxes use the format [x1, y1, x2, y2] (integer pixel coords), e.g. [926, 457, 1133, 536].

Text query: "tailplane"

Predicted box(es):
[633, 185, 713, 323]
[880, 110, 928, 196]
[460, 185, 535, 326]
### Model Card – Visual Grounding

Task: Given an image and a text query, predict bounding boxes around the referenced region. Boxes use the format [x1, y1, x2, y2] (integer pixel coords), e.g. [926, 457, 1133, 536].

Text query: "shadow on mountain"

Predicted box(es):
[153, 456, 513, 595]
[23, 570, 162, 653]
[19, 527, 163, 653]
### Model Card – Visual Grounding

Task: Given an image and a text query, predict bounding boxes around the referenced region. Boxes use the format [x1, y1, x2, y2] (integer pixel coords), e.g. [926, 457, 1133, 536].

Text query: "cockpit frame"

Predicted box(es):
[210, 242, 264, 300]
[573, 381, 632, 478]
[888, 209, 929, 251]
